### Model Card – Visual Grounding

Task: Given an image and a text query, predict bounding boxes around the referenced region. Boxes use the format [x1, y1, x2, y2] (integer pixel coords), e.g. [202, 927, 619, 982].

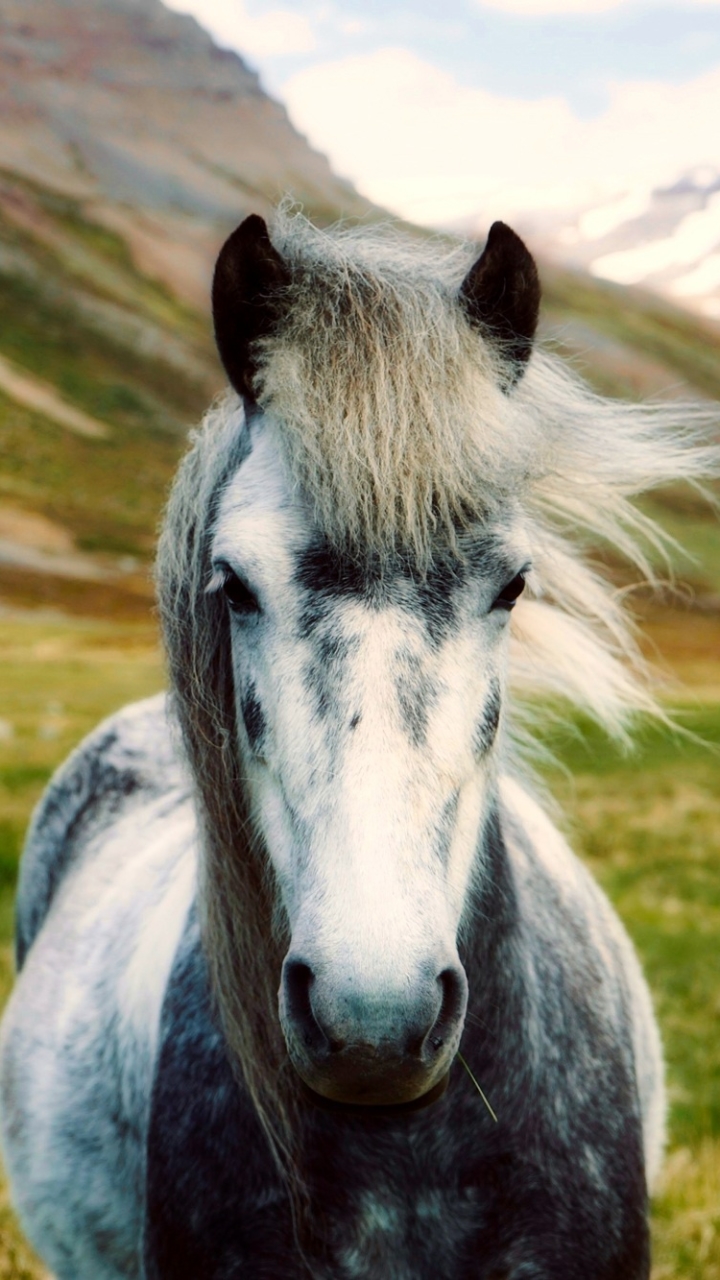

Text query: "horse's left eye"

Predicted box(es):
[491, 572, 526, 612]
[222, 572, 261, 616]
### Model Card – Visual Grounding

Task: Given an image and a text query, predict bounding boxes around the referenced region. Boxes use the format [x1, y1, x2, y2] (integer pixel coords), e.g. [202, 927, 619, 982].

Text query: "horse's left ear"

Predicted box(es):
[459, 221, 540, 389]
[212, 214, 291, 398]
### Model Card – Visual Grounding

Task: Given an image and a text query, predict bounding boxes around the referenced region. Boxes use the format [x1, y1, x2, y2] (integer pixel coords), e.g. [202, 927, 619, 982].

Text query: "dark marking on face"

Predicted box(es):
[436, 791, 459, 865]
[395, 651, 438, 748]
[296, 542, 376, 601]
[240, 684, 266, 752]
[295, 538, 458, 652]
[295, 545, 375, 637]
[473, 678, 502, 759]
[295, 533, 522, 653]
[413, 571, 457, 646]
[305, 661, 331, 719]
[349, 712, 361, 731]
[304, 627, 356, 721]
[317, 630, 353, 668]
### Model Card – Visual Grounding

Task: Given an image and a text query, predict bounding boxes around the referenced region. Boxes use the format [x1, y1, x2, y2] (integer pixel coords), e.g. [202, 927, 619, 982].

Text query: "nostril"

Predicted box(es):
[439, 967, 467, 1025]
[426, 966, 468, 1055]
[282, 958, 333, 1056]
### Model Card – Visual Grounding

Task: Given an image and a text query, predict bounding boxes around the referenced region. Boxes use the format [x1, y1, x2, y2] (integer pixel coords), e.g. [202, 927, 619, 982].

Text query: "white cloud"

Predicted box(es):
[577, 189, 652, 241]
[671, 252, 720, 297]
[163, 0, 317, 58]
[472, 0, 720, 12]
[475, 0, 629, 11]
[281, 48, 720, 225]
[591, 192, 720, 283]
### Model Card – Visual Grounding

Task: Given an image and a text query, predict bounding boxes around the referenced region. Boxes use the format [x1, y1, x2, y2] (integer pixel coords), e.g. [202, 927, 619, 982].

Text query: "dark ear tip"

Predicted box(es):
[235, 213, 270, 241]
[484, 221, 537, 268]
[459, 219, 540, 390]
[212, 213, 289, 399]
[487, 220, 512, 239]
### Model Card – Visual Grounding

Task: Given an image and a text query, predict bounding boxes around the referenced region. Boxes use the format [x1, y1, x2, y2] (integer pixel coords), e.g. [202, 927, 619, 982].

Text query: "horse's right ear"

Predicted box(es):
[212, 214, 290, 398]
[459, 221, 540, 390]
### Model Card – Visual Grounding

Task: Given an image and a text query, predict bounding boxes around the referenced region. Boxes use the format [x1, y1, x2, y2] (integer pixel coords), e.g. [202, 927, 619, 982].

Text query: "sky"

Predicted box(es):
[163, 0, 720, 227]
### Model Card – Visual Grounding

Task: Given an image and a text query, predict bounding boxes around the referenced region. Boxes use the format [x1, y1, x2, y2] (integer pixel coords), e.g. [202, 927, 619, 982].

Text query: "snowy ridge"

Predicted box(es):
[520, 167, 720, 322]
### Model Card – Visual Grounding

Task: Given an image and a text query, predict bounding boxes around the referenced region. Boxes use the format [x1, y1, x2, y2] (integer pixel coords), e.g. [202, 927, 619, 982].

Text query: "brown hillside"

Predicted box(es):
[0, 0, 375, 307]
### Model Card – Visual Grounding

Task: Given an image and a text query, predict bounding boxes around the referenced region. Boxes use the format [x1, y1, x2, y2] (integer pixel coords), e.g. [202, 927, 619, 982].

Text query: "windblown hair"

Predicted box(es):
[156, 209, 720, 1201]
[254, 214, 527, 563]
[155, 400, 300, 1181]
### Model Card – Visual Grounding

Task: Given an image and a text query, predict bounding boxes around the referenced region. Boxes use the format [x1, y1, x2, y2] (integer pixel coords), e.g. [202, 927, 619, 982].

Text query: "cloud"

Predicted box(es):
[281, 47, 720, 224]
[475, 0, 627, 11]
[472, 0, 720, 11]
[163, 0, 317, 58]
[591, 192, 720, 283]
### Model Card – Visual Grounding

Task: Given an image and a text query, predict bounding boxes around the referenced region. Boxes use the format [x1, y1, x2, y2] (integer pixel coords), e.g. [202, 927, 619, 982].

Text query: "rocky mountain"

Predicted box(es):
[507, 168, 720, 326]
[0, 0, 378, 618]
[0, 0, 373, 308]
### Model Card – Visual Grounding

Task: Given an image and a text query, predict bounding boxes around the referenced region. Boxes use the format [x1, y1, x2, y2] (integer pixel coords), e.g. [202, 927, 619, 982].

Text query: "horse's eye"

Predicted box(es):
[222, 572, 260, 616]
[491, 572, 526, 612]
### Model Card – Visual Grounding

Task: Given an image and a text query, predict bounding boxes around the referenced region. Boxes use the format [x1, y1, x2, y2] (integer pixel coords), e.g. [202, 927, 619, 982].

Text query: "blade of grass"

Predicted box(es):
[457, 1052, 498, 1123]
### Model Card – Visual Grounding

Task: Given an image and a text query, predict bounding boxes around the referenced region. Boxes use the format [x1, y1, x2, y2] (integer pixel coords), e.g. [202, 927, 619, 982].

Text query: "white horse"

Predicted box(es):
[1, 211, 717, 1279]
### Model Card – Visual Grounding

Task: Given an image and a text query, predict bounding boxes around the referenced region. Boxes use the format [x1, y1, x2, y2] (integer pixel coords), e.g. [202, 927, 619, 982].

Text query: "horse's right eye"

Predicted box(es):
[222, 573, 261, 616]
[491, 572, 526, 612]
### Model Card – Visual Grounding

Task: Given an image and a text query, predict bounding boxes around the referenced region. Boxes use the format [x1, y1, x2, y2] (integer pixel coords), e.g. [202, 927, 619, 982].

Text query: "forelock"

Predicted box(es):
[253, 210, 535, 566]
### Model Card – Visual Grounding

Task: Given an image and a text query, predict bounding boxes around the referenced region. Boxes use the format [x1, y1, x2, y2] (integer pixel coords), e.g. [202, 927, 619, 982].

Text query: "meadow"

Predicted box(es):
[0, 605, 717, 1279]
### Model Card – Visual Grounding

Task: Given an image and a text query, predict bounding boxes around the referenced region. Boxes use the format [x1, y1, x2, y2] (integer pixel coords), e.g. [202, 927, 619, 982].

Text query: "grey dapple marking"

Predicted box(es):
[1, 209, 718, 1278]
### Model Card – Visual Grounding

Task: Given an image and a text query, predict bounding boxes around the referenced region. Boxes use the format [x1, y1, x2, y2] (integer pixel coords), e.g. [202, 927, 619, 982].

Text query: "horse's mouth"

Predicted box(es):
[297, 1071, 450, 1117]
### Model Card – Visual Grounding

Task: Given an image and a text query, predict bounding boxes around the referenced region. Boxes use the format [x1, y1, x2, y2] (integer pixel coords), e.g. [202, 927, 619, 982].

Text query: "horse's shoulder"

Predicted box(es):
[15, 692, 187, 968]
[499, 774, 603, 913]
[498, 773, 665, 1172]
[497, 772, 643, 1025]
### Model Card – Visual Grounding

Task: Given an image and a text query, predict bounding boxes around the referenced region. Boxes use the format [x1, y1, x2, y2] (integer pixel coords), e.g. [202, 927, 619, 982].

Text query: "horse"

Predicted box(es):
[1, 209, 717, 1280]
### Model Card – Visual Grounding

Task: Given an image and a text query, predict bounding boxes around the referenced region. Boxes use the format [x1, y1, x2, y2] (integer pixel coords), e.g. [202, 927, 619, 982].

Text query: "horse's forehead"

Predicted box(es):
[213, 423, 523, 621]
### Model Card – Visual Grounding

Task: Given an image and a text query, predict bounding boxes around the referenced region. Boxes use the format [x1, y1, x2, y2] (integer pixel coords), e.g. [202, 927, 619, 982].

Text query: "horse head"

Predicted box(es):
[200, 213, 540, 1107]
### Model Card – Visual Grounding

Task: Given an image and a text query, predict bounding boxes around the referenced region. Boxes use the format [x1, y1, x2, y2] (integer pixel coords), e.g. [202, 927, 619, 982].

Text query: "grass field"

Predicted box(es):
[0, 611, 717, 1277]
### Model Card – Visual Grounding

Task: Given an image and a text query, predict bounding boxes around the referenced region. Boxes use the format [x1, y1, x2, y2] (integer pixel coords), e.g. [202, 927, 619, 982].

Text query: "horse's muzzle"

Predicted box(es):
[280, 954, 468, 1106]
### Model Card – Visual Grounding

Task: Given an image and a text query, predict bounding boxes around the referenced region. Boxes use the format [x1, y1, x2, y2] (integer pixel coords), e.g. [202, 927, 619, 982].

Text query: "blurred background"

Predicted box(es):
[0, 1, 718, 1275]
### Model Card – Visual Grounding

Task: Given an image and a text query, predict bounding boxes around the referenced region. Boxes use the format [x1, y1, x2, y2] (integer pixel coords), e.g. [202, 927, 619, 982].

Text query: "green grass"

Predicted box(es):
[0, 263, 205, 434]
[0, 615, 717, 1275]
[0, 390, 182, 564]
[539, 709, 720, 1158]
[536, 703, 720, 1278]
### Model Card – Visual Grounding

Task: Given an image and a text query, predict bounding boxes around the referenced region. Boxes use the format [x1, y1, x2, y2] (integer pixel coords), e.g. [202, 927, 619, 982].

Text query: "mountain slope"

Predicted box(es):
[0, 0, 376, 618]
[0, 0, 717, 623]
[0, 0, 374, 307]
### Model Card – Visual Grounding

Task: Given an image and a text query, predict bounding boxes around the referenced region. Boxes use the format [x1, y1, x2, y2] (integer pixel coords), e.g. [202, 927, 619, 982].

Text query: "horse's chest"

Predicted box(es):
[145, 939, 481, 1279]
[146, 928, 649, 1280]
[332, 1187, 455, 1280]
